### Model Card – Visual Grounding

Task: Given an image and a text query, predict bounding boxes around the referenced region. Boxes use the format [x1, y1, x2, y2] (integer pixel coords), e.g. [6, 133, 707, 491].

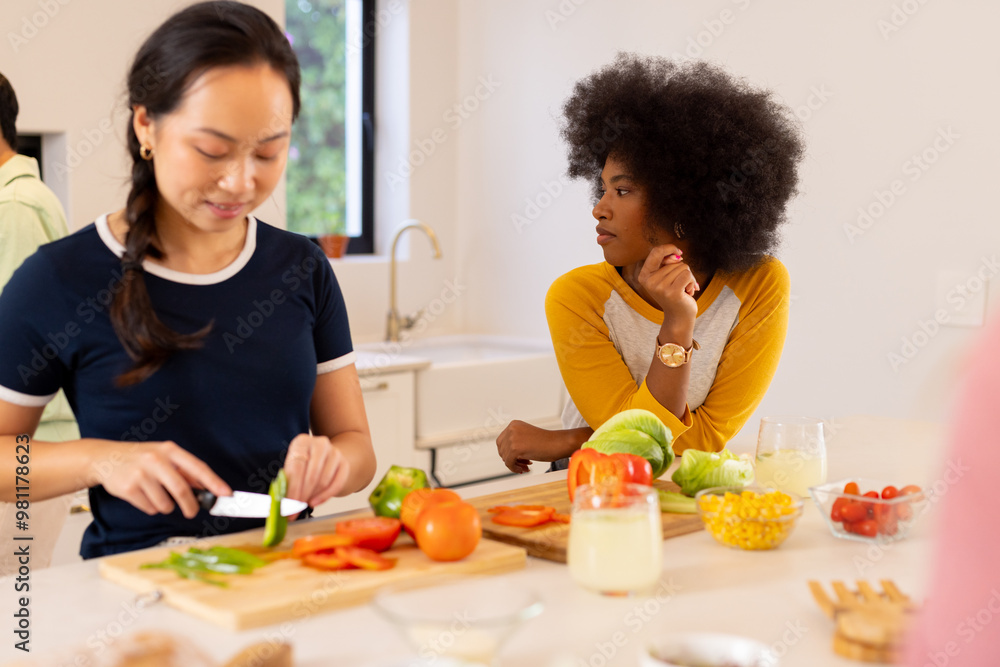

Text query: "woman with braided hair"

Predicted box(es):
[0, 1, 375, 557]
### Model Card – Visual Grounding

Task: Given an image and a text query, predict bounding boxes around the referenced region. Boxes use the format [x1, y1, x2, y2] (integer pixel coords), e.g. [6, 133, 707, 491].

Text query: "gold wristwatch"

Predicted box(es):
[655, 338, 700, 368]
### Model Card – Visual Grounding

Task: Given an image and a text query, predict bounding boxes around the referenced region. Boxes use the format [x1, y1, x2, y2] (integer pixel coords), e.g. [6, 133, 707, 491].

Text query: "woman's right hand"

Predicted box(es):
[637, 244, 699, 327]
[94, 441, 232, 519]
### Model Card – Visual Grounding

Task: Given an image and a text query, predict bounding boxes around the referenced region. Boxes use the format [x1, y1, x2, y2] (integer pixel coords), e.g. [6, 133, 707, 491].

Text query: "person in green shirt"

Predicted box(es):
[0, 71, 78, 572]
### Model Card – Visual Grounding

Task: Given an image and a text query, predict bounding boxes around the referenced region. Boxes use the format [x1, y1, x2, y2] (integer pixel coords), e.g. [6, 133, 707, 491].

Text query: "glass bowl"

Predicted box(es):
[639, 632, 779, 667]
[371, 574, 543, 666]
[809, 477, 928, 544]
[694, 485, 803, 551]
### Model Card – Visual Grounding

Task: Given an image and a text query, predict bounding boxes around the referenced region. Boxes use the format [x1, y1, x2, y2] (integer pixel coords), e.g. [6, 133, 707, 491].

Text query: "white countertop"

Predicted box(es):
[0, 415, 947, 666]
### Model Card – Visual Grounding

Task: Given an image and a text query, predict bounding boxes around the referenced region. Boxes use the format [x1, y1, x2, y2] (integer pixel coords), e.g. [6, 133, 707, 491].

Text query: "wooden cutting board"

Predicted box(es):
[464, 478, 704, 563]
[99, 512, 526, 631]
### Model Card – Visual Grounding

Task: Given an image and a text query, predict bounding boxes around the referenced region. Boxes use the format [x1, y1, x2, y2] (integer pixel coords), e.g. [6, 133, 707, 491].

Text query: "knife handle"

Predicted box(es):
[194, 489, 217, 512]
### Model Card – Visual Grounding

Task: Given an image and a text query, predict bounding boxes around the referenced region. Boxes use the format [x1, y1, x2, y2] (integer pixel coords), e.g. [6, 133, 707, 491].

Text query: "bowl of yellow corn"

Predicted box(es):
[695, 485, 803, 550]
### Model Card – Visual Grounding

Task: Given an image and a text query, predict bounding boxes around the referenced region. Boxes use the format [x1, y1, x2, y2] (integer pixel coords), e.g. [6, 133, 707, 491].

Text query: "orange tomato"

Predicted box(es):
[415, 500, 482, 562]
[400, 488, 462, 535]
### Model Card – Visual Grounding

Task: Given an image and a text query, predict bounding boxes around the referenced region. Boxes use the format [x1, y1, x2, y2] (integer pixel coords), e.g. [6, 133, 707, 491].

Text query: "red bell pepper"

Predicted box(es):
[567, 449, 653, 501]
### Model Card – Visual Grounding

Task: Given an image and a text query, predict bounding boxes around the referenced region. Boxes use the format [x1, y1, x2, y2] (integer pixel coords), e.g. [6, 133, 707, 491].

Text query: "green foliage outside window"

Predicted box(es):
[285, 0, 347, 236]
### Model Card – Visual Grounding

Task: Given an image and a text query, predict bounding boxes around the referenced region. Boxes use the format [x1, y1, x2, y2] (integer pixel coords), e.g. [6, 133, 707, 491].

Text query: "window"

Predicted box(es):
[285, 0, 374, 254]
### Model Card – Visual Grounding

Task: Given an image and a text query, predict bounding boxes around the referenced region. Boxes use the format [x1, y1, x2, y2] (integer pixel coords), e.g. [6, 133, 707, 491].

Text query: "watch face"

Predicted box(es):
[659, 344, 686, 367]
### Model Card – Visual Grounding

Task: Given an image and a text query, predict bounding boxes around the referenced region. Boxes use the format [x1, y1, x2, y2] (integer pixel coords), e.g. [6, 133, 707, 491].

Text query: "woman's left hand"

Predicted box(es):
[282, 433, 352, 509]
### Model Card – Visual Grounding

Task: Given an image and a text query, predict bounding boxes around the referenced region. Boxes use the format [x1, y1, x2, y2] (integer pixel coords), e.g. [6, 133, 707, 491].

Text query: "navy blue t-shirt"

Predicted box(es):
[0, 215, 355, 558]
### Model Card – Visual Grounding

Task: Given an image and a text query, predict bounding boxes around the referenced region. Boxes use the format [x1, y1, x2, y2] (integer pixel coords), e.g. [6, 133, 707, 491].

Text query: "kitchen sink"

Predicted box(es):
[357, 335, 564, 443]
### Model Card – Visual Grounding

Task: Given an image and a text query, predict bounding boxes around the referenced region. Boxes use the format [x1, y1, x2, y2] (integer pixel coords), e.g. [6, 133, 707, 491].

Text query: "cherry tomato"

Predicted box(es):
[415, 500, 482, 562]
[852, 519, 879, 538]
[881, 486, 899, 500]
[830, 497, 850, 522]
[874, 504, 898, 536]
[291, 533, 355, 558]
[861, 491, 880, 518]
[896, 485, 923, 521]
[899, 484, 923, 497]
[335, 517, 402, 553]
[400, 488, 462, 536]
[840, 500, 867, 523]
[843, 482, 860, 496]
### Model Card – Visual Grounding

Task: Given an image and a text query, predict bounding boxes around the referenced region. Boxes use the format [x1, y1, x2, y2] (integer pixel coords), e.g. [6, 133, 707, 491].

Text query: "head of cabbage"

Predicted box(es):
[583, 409, 674, 478]
[670, 449, 754, 496]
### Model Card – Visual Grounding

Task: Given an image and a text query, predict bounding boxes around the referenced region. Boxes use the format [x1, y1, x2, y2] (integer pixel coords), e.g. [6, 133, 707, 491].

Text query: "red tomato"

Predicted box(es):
[335, 517, 402, 552]
[291, 534, 356, 558]
[830, 497, 850, 522]
[874, 504, 898, 536]
[415, 500, 482, 562]
[843, 482, 860, 496]
[840, 500, 867, 523]
[852, 519, 879, 538]
[861, 491, 880, 518]
[881, 486, 899, 500]
[400, 488, 462, 535]
[333, 546, 397, 571]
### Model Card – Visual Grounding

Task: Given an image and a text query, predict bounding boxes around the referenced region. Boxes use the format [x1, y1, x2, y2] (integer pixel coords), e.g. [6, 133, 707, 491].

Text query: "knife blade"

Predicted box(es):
[195, 489, 308, 519]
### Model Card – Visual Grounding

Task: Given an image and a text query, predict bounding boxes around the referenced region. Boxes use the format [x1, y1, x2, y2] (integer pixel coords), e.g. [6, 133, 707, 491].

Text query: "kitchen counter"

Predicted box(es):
[355, 349, 431, 377]
[0, 415, 948, 666]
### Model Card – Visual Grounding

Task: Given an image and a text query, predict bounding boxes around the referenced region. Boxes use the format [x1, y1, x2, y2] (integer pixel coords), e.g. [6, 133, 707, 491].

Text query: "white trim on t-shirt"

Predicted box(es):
[317, 351, 357, 375]
[95, 213, 257, 286]
[0, 383, 54, 408]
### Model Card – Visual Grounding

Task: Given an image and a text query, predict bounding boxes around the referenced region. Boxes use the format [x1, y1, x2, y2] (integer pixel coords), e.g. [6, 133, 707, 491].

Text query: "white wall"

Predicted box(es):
[0, 0, 287, 228]
[5, 0, 995, 434]
[431, 0, 999, 437]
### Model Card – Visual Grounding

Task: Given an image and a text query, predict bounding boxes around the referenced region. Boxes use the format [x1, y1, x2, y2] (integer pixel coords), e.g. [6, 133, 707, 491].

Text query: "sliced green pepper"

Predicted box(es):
[262, 469, 289, 547]
[141, 546, 269, 587]
[368, 465, 430, 518]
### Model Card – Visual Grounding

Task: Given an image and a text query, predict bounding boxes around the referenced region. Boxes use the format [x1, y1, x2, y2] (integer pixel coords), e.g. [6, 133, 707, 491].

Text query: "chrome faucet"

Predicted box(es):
[386, 219, 442, 342]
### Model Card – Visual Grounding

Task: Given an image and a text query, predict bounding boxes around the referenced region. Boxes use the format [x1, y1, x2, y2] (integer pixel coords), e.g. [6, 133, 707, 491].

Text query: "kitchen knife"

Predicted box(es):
[195, 489, 308, 519]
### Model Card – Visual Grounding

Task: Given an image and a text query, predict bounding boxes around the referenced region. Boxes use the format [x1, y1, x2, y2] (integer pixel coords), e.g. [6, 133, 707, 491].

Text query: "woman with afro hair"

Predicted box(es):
[497, 54, 805, 474]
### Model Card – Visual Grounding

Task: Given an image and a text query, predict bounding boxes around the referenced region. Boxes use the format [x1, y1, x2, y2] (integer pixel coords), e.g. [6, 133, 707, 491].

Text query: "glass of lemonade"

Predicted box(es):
[567, 482, 662, 596]
[754, 416, 828, 497]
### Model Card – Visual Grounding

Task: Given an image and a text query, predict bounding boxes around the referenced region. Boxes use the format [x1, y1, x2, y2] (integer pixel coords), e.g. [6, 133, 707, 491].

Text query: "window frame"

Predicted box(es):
[347, 0, 376, 254]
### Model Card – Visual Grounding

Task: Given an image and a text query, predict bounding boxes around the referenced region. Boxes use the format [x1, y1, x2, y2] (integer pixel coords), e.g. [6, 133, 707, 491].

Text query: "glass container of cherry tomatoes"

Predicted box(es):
[808, 478, 927, 543]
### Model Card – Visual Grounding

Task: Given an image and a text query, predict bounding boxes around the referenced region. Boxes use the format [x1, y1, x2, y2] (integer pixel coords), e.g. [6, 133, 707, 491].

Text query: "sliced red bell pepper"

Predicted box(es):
[491, 506, 556, 527]
[302, 552, 352, 571]
[567, 448, 652, 501]
[334, 546, 397, 571]
[291, 534, 356, 559]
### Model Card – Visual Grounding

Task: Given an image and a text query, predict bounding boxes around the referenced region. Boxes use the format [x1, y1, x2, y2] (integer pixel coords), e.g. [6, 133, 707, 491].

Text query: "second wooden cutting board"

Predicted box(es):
[464, 478, 704, 562]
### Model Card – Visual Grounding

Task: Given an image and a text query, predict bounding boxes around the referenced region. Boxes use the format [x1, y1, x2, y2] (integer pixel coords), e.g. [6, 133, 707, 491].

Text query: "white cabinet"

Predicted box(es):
[311, 370, 429, 517]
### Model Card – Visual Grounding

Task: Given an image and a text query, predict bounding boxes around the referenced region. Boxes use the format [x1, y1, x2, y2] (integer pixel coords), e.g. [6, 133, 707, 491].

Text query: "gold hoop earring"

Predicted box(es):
[139, 145, 153, 161]
[674, 222, 684, 239]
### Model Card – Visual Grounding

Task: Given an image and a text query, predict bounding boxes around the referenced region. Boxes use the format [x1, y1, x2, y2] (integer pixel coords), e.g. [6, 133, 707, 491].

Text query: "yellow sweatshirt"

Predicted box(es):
[546, 257, 789, 454]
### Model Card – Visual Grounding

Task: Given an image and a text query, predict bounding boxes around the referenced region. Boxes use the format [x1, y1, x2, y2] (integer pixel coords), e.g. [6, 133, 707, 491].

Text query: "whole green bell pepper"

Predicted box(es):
[368, 465, 429, 518]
